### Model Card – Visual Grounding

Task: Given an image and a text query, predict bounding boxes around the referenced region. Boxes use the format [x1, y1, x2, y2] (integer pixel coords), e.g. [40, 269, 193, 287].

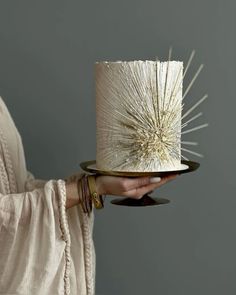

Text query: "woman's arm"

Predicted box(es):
[65, 173, 179, 209]
[23, 169, 179, 210]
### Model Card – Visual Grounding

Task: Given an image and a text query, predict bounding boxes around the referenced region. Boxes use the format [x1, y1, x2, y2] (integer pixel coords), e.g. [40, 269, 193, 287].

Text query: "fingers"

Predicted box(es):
[96, 173, 179, 198]
[124, 174, 178, 199]
[121, 174, 178, 191]
[120, 176, 153, 191]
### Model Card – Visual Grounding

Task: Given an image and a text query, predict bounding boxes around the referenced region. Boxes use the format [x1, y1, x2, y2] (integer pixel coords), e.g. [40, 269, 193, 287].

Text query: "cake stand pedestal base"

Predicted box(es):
[110, 194, 170, 206]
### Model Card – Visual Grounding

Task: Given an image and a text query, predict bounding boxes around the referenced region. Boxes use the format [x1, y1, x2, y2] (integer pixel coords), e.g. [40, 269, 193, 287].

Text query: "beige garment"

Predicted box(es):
[0, 97, 96, 295]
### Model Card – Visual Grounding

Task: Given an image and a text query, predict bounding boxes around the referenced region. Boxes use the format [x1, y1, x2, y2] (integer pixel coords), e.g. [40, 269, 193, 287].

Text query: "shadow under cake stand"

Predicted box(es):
[80, 160, 200, 206]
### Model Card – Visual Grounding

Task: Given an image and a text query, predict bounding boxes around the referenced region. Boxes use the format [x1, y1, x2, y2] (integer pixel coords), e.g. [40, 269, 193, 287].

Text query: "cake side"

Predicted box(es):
[95, 60, 183, 172]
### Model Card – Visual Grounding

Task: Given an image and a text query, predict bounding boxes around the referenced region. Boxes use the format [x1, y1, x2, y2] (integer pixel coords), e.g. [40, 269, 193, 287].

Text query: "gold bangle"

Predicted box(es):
[87, 175, 104, 209]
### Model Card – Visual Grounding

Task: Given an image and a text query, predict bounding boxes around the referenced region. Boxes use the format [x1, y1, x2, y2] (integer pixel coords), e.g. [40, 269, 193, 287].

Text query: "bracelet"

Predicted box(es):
[67, 173, 105, 215]
[77, 174, 105, 214]
[78, 174, 93, 216]
[87, 175, 104, 209]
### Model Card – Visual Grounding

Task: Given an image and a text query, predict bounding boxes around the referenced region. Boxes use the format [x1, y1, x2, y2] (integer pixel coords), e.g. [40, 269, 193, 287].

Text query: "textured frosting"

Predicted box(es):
[95, 60, 183, 172]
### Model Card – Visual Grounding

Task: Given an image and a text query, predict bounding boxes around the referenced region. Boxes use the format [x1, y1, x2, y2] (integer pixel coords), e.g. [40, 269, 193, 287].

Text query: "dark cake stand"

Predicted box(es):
[80, 160, 200, 206]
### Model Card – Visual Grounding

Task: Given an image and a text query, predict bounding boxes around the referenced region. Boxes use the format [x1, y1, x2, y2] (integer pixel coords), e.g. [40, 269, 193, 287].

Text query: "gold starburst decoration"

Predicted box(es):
[95, 49, 208, 172]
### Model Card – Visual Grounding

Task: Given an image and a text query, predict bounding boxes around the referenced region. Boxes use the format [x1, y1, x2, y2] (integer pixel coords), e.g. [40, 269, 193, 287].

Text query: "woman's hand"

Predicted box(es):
[95, 174, 179, 199]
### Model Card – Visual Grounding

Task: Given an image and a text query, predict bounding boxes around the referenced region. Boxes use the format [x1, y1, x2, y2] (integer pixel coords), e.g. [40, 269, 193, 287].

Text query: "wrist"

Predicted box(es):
[65, 181, 80, 209]
[95, 175, 105, 195]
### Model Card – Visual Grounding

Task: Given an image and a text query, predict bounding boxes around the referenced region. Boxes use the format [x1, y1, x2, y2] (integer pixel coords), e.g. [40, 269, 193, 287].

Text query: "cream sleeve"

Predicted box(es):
[24, 170, 48, 190]
[0, 179, 71, 294]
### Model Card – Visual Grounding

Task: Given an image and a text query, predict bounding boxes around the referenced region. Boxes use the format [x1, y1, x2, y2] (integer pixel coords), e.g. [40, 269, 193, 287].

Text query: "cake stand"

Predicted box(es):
[80, 160, 200, 206]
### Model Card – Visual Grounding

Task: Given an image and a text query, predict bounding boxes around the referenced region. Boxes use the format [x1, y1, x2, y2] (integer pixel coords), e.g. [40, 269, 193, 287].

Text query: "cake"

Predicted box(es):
[95, 60, 183, 172]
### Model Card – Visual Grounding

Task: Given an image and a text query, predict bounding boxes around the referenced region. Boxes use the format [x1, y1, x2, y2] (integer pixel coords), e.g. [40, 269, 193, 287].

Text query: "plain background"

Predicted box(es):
[0, 1, 235, 294]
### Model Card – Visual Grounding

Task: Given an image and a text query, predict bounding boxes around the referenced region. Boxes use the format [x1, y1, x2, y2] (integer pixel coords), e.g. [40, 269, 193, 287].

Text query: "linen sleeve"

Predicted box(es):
[24, 170, 48, 190]
[0, 178, 71, 294]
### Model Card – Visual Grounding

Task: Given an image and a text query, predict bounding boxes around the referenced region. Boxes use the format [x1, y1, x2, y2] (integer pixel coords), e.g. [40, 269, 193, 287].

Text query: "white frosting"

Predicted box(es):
[95, 60, 183, 172]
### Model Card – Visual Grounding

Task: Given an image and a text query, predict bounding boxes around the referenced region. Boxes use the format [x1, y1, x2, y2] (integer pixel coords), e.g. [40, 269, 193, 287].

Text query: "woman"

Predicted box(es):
[0, 96, 177, 295]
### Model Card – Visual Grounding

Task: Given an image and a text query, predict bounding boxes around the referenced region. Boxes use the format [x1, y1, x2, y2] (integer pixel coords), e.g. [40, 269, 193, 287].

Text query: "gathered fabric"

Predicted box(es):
[0, 97, 96, 295]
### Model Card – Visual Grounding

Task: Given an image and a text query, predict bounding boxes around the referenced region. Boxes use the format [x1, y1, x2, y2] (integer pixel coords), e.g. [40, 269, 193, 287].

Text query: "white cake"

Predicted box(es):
[95, 60, 183, 172]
